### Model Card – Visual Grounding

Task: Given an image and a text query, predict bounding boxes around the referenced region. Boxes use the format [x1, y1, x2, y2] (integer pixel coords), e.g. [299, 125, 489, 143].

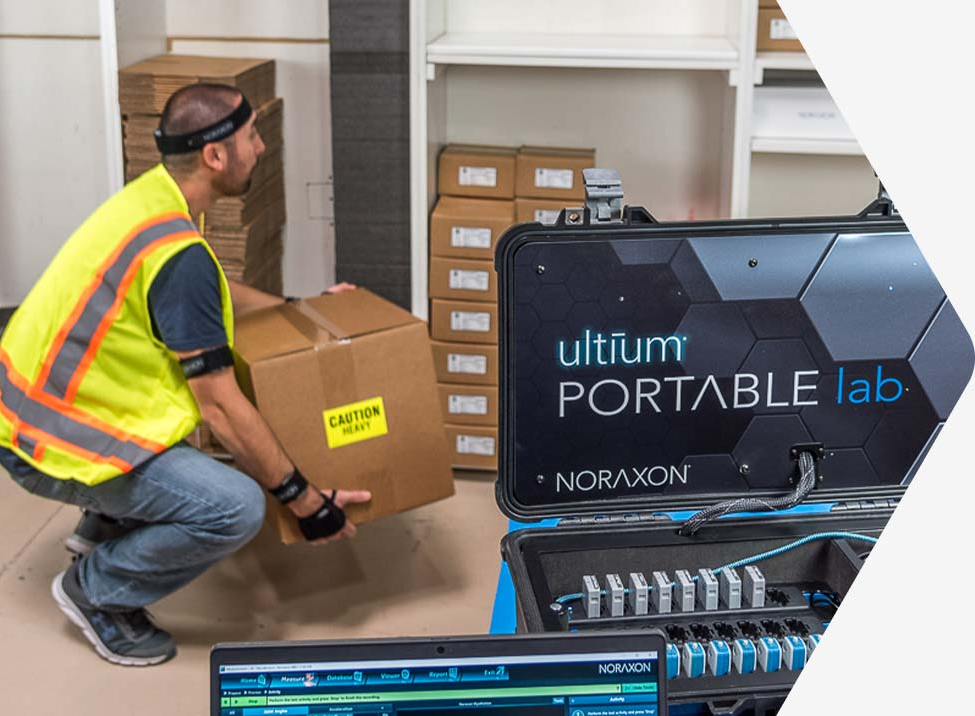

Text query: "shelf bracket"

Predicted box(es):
[426, 62, 437, 81]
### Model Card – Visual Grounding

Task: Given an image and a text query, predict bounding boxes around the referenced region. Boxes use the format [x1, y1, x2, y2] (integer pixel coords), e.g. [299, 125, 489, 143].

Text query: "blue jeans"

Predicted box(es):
[0, 442, 265, 610]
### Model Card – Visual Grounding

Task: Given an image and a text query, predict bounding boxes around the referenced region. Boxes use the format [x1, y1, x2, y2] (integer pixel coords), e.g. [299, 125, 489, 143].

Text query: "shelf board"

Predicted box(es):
[754, 51, 816, 83]
[426, 31, 739, 71]
[751, 136, 863, 156]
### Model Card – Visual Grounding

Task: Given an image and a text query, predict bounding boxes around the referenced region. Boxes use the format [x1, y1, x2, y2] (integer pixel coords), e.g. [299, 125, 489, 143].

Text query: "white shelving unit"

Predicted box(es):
[426, 32, 740, 71]
[751, 137, 862, 155]
[406, 0, 878, 318]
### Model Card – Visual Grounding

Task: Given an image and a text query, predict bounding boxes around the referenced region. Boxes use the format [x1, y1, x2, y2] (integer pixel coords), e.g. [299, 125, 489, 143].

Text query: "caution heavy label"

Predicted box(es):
[323, 397, 389, 448]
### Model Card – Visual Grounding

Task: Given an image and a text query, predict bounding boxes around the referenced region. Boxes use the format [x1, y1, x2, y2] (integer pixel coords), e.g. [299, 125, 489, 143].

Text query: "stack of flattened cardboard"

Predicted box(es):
[429, 144, 595, 470]
[118, 55, 285, 294]
[119, 54, 275, 115]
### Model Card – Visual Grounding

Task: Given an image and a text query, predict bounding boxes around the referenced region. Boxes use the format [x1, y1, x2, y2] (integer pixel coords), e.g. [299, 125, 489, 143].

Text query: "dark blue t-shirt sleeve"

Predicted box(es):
[148, 244, 227, 352]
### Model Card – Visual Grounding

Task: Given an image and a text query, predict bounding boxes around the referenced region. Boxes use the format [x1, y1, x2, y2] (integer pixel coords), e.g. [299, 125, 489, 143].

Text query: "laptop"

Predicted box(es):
[211, 631, 668, 716]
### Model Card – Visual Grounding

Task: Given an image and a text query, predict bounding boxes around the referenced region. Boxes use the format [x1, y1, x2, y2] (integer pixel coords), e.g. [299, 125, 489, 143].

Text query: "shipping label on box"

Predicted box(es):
[452, 311, 490, 332]
[459, 166, 498, 188]
[451, 226, 492, 249]
[431, 197, 515, 261]
[438, 384, 498, 426]
[234, 290, 455, 544]
[431, 299, 499, 344]
[457, 434, 496, 456]
[449, 353, 488, 376]
[534, 167, 574, 190]
[769, 17, 797, 40]
[445, 424, 498, 470]
[449, 268, 490, 292]
[430, 257, 497, 302]
[515, 146, 595, 200]
[438, 145, 516, 199]
[431, 341, 498, 385]
[449, 394, 488, 415]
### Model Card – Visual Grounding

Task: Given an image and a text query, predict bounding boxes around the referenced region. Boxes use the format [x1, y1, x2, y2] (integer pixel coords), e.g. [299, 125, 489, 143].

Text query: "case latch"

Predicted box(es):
[583, 168, 624, 223]
[858, 179, 899, 218]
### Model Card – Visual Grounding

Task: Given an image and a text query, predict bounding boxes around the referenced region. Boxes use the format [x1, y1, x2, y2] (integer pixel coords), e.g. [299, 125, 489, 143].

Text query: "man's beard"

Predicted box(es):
[214, 155, 257, 197]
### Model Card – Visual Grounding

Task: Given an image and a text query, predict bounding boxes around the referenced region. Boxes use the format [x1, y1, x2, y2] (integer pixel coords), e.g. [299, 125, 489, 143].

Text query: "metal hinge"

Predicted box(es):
[558, 512, 669, 527]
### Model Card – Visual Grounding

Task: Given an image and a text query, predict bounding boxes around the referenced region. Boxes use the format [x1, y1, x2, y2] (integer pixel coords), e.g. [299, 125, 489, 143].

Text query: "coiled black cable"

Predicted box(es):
[678, 450, 817, 536]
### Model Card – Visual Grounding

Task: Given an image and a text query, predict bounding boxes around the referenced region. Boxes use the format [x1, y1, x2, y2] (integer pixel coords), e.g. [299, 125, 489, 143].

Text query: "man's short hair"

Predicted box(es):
[159, 83, 242, 173]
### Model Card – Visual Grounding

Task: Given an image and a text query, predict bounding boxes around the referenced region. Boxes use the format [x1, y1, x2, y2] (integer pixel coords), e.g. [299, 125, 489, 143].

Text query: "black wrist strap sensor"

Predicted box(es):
[179, 346, 234, 380]
[269, 469, 309, 505]
[155, 96, 253, 155]
[298, 489, 347, 541]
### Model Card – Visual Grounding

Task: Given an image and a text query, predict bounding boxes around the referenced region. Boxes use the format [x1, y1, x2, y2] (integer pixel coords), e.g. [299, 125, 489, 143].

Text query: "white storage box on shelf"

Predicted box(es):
[751, 85, 861, 156]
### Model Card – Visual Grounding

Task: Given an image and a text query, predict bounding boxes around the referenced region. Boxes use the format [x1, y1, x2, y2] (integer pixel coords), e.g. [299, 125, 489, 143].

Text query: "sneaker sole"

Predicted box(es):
[50, 571, 174, 667]
[64, 535, 95, 557]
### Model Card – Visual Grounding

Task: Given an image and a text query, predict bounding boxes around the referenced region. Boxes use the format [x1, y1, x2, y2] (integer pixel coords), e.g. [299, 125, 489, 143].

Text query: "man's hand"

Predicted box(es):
[323, 282, 357, 295]
[288, 488, 372, 544]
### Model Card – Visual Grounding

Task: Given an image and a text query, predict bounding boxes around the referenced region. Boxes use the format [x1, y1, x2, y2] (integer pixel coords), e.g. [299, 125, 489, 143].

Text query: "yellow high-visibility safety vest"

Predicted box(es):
[0, 164, 234, 485]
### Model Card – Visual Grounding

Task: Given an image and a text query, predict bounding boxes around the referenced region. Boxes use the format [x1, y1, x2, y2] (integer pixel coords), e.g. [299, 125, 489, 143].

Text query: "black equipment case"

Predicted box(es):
[492, 172, 974, 716]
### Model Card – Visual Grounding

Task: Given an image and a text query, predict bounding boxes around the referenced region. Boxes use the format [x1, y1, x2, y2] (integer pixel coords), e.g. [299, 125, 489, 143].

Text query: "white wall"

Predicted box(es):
[168, 1, 333, 296]
[747, 153, 879, 217]
[0, 1, 111, 306]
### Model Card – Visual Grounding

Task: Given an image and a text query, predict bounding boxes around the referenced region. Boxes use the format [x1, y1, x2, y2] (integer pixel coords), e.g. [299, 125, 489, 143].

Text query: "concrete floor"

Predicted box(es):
[0, 468, 507, 714]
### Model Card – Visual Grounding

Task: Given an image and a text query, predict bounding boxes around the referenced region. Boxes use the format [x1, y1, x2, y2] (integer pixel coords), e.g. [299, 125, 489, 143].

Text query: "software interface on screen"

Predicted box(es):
[217, 650, 661, 716]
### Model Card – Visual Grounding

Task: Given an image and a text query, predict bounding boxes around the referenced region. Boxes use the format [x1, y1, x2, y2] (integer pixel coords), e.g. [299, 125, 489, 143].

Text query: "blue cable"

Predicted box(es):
[553, 531, 878, 606]
[709, 531, 878, 573]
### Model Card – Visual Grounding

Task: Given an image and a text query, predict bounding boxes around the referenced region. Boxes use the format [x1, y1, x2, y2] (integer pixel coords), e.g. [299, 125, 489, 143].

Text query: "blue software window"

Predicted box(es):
[218, 650, 661, 716]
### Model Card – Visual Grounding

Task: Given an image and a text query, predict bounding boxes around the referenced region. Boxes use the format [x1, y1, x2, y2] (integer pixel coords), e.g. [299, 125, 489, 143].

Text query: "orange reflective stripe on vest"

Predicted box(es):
[36, 212, 198, 402]
[0, 348, 161, 471]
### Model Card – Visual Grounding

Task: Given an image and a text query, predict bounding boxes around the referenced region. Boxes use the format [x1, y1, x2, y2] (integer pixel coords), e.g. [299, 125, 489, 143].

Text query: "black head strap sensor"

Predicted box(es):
[154, 96, 253, 155]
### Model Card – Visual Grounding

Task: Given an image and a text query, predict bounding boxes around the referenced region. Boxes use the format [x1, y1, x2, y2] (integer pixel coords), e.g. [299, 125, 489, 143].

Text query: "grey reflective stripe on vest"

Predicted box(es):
[42, 217, 197, 399]
[0, 361, 156, 467]
[17, 433, 37, 456]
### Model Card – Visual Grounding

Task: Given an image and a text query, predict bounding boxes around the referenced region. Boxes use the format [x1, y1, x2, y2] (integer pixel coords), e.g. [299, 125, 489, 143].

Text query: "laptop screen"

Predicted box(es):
[216, 646, 661, 716]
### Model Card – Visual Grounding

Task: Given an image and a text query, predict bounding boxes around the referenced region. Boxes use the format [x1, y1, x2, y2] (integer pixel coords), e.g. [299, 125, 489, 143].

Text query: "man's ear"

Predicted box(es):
[200, 143, 225, 172]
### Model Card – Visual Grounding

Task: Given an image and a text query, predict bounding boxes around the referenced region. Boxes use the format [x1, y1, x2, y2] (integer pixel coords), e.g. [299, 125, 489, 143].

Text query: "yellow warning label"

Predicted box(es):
[323, 396, 389, 448]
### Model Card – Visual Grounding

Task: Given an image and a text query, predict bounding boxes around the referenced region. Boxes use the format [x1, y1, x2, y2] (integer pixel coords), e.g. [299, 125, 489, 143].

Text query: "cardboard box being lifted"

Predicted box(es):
[234, 289, 455, 544]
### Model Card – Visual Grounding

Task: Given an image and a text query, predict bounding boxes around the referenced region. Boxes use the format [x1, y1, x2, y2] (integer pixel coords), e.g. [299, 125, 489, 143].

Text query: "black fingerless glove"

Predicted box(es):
[298, 489, 347, 541]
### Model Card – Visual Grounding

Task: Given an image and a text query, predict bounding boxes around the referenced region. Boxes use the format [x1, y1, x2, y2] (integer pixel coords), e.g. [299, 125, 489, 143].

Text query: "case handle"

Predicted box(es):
[705, 698, 751, 715]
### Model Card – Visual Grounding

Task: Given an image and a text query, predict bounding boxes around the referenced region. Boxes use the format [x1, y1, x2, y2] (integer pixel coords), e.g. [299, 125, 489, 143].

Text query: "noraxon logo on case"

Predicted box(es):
[597, 662, 655, 674]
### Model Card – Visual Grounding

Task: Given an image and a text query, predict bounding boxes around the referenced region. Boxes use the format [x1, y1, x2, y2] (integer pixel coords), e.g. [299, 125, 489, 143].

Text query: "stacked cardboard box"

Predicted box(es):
[514, 146, 595, 226]
[430, 144, 594, 469]
[756, 0, 804, 52]
[118, 55, 284, 294]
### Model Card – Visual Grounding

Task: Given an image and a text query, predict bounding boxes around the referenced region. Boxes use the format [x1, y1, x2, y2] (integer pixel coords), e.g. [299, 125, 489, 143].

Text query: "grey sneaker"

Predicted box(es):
[64, 510, 140, 556]
[51, 562, 176, 666]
